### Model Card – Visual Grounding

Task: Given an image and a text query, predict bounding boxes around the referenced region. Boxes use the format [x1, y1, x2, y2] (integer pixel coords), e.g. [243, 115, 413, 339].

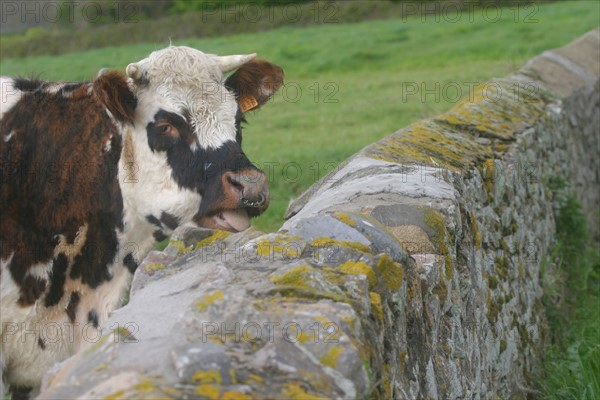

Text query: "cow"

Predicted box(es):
[0, 46, 283, 399]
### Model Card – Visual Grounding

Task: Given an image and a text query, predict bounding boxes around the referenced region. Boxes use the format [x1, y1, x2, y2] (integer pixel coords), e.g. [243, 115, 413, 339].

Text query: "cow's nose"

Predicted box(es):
[222, 169, 269, 211]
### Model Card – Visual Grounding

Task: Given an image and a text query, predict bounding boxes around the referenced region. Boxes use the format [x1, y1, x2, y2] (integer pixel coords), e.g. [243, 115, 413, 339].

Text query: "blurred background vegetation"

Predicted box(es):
[1, 0, 563, 59]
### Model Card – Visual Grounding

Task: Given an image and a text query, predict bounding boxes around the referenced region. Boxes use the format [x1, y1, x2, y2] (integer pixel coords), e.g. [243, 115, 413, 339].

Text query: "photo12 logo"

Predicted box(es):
[199, 321, 340, 344]
[1, 1, 140, 24]
[2, 321, 139, 345]
[400, 2, 539, 24]
[198, 1, 339, 24]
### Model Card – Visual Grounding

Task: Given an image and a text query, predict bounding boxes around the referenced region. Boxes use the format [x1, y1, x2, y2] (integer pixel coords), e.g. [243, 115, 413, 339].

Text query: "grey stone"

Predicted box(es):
[286, 214, 371, 246]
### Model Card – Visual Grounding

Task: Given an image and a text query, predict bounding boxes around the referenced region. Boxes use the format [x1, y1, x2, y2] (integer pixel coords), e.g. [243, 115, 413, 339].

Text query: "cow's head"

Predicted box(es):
[94, 46, 283, 233]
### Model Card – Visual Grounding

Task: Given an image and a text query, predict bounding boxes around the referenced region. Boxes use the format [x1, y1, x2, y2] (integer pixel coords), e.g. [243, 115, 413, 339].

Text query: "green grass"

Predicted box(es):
[541, 193, 600, 399]
[1, 1, 598, 232]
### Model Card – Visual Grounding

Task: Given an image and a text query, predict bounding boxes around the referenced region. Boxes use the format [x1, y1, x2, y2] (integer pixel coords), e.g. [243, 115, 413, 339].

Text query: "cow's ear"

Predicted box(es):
[93, 71, 137, 123]
[225, 60, 284, 113]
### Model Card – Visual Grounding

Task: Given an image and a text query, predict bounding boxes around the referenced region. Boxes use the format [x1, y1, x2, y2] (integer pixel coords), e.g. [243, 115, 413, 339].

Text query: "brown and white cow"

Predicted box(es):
[0, 46, 283, 398]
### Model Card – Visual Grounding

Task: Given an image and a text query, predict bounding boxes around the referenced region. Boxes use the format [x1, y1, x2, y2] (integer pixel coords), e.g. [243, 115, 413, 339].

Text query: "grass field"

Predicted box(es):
[1, 1, 598, 233]
[541, 192, 600, 399]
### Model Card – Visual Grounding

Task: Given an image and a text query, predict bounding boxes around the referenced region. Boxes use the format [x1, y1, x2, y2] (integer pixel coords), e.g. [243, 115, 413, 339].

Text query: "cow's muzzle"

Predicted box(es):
[198, 169, 269, 232]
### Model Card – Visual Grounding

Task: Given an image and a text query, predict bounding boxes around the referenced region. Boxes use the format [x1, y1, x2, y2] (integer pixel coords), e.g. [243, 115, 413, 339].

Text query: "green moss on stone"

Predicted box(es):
[500, 239, 510, 254]
[495, 257, 509, 279]
[487, 290, 499, 324]
[489, 275, 499, 289]
[376, 254, 404, 291]
[442, 341, 452, 356]
[517, 323, 531, 347]
[432, 279, 448, 304]
[511, 223, 519, 234]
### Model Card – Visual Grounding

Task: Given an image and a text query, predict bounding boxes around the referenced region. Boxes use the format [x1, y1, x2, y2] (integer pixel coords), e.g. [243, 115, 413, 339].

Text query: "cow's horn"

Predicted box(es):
[215, 54, 256, 72]
[126, 63, 143, 81]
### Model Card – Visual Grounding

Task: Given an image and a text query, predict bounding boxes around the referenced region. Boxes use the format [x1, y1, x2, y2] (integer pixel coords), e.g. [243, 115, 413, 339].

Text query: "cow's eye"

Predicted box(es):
[157, 123, 179, 138]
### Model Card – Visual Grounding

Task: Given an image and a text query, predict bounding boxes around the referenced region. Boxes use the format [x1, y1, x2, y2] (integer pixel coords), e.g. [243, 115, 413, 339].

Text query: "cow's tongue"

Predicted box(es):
[216, 209, 250, 232]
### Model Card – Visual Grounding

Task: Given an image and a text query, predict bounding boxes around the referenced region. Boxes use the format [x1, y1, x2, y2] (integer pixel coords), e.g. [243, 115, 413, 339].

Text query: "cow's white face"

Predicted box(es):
[107, 46, 283, 234]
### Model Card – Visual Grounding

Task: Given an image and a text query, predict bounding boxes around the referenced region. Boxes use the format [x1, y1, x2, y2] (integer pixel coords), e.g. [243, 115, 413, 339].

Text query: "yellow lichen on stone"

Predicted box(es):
[112, 326, 135, 342]
[282, 383, 327, 400]
[310, 237, 370, 253]
[222, 391, 252, 400]
[518, 260, 524, 278]
[297, 331, 314, 344]
[248, 374, 264, 383]
[368, 119, 489, 172]
[229, 369, 237, 384]
[399, 352, 408, 372]
[196, 290, 225, 312]
[169, 240, 192, 255]
[382, 363, 392, 399]
[192, 370, 222, 384]
[144, 263, 165, 272]
[422, 207, 453, 280]
[366, 78, 543, 174]
[369, 292, 384, 322]
[194, 384, 220, 399]
[442, 80, 543, 141]
[321, 267, 347, 286]
[93, 363, 109, 372]
[340, 315, 355, 326]
[85, 334, 110, 355]
[256, 236, 301, 258]
[333, 211, 356, 226]
[339, 261, 377, 288]
[269, 265, 312, 288]
[195, 230, 231, 250]
[103, 390, 126, 400]
[134, 377, 156, 392]
[320, 346, 344, 368]
[483, 159, 495, 194]
[470, 212, 482, 249]
[376, 254, 403, 291]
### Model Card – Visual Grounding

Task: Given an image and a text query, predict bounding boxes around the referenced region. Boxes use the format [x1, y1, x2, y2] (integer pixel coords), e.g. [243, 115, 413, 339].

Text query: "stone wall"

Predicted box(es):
[39, 29, 599, 399]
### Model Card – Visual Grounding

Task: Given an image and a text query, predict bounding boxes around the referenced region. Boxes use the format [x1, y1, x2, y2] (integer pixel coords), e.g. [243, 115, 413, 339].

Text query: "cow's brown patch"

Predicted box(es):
[93, 71, 137, 123]
[1, 78, 125, 292]
[65, 292, 80, 322]
[17, 275, 47, 306]
[225, 60, 284, 110]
